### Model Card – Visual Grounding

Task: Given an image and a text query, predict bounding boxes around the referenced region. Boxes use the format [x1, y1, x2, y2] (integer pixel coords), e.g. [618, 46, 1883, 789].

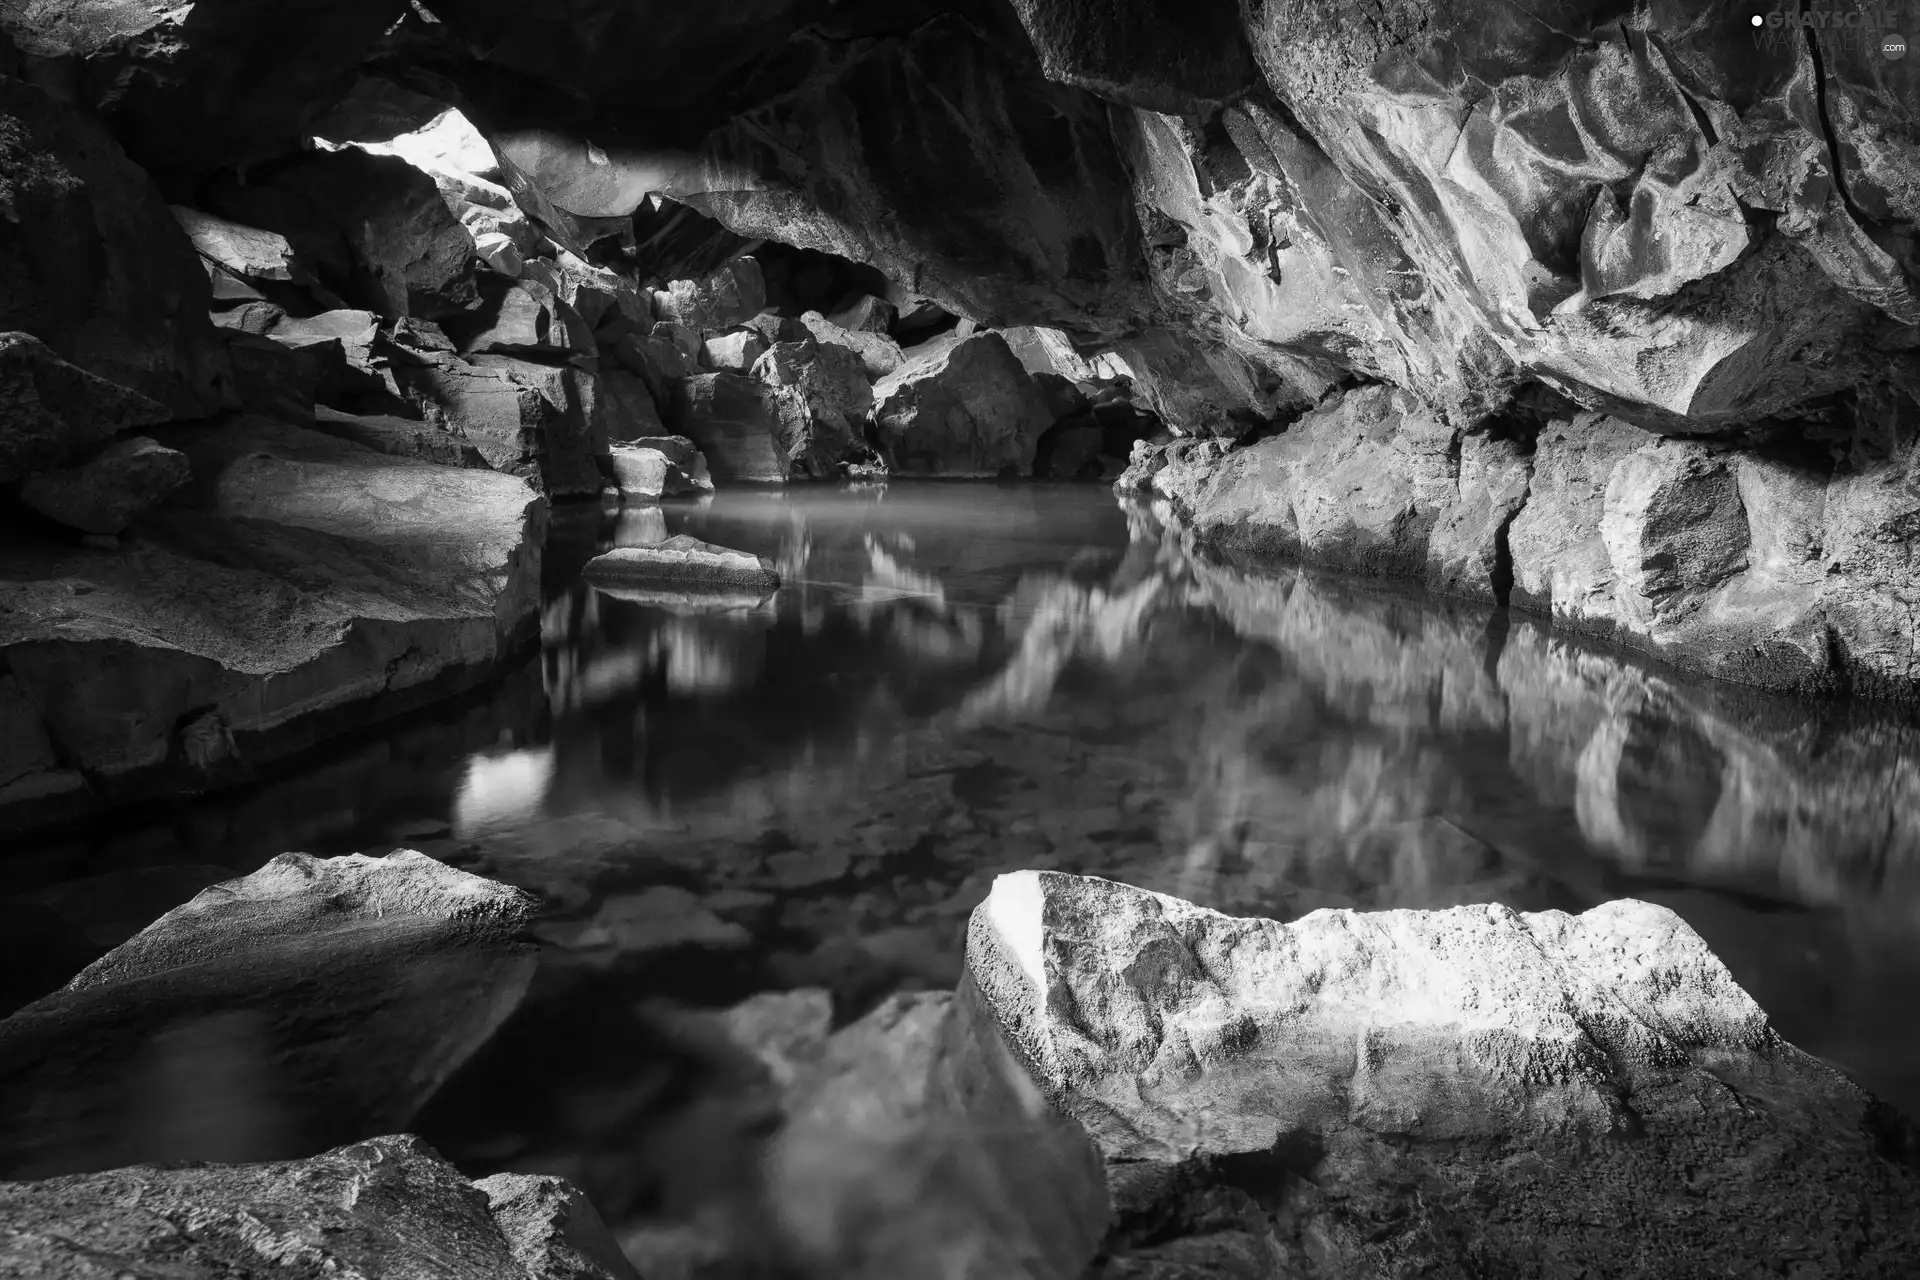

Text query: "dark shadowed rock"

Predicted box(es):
[0, 418, 544, 827]
[17, 436, 193, 535]
[0, 77, 229, 418]
[873, 332, 1053, 476]
[399, 354, 607, 497]
[3, 0, 406, 179]
[220, 329, 319, 425]
[597, 369, 668, 442]
[0, 333, 170, 483]
[826, 293, 896, 335]
[1006, 0, 1257, 113]
[204, 146, 477, 321]
[309, 404, 491, 468]
[0, 852, 538, 1178]
[969, 870, 1920, 1277]
[750, 336, 872, 475]
[450, 271, 597, 358]
[584, 535, 780, 593]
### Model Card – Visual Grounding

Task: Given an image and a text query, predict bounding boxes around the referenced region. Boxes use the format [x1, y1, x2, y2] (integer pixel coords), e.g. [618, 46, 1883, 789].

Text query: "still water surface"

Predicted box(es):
[6, 482, 1919, 1229]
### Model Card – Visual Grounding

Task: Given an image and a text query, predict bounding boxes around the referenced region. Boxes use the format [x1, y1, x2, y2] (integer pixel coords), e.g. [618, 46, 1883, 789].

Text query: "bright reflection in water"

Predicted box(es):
[8, 481, 1920, 1231]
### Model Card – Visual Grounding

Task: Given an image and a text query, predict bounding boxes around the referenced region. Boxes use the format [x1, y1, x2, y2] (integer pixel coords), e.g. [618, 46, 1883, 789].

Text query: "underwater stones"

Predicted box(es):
[584, 534, 779, 594]
[401, 354, 606, 497]
[756, 987, 1110, 1280]
[872, 331, 1053, 476]
[967, 870, 1920, 1276]
[0, 852, 538, 1177]
[16, 435, 192, 535]
[0, 333, 171, 483]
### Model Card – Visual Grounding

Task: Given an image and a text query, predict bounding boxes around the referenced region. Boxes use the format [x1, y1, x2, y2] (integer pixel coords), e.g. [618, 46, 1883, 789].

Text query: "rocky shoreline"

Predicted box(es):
[1, 849, 1914, 1278]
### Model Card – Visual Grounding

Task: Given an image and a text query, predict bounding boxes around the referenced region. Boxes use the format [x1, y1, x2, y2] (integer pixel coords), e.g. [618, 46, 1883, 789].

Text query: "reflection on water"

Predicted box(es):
[7, 482, 1920, 1220]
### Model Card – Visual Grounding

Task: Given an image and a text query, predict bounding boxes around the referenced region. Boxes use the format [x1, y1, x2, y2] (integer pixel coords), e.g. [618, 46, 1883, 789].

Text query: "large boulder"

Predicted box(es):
[872, 332, 1074, 476]
[17, 436, 193, 535]
[750, 337, 872, 476]
[448, 272, 598, 358]
[667, 372, 805, 483]
[0, 333, 170, 484]
[478, 1172, 643, 1280]
[0, 851, 537, 1177]
[398, 355, 607, 497]
[799, 309, 904, 380]
[0, 1134, 632, 1279]
[608, 436, 711, 499]
[0, 76, 229, 418]
[0, 417, 545, 830]
[203, 146, 477, 321]
[970, 871, 1920, 1276]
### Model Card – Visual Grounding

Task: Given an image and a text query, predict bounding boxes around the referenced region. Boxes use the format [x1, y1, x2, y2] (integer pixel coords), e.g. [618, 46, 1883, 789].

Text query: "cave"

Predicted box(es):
[3, 2, 1920, 1276]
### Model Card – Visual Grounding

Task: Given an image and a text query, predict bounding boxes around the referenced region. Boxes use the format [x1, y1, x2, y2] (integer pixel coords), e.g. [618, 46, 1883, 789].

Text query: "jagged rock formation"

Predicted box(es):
[969, 870, 1920, 1277]
[0, 1134, 633, 1280]
[0, 851, 538, 1179]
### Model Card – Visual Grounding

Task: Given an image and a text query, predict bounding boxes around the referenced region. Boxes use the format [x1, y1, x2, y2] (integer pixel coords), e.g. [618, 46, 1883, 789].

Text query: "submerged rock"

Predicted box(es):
[969, 870, 1920, 1276]
[584, 535, 780, 594]
[0, 1134, 625, 1280]
[0, 851, 538, 1178]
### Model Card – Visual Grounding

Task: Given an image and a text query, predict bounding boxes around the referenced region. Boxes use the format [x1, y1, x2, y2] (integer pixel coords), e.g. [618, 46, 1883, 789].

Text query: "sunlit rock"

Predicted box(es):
[969, 870, 1920, 1274]
[400, 354, 606, 497]
[701, 326, 770, 372]
[478, 1171, 644, 1280]
[655, 258, 767, 333]
[799, 309, 905, 380]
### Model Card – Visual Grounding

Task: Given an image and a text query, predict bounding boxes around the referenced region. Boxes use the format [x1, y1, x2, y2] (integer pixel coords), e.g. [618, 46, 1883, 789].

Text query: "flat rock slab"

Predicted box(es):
[0, 851, 538, 1180]
[583, 534, 780, 594]
[0, 1134, 630, 1280]
[970, 871, 1920, 1277]
[0, 415, 546, 831]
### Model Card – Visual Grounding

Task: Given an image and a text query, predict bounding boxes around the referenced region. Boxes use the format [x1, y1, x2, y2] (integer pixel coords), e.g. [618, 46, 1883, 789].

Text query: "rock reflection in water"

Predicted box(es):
[427, 483, 1920, 1207]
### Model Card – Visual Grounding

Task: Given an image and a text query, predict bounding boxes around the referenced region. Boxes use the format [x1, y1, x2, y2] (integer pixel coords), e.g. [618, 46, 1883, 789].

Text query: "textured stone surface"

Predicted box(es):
[970, 870, 1920, 1276]
[608, 438, 711, 499]
[17, 435, 193, 535]
[0, 76, 229, 418]
[667, 372, 804, 483]
[0, 852, 537, 1178]
[3, 0, 405, 178]
[584, 535, 780, 593]
[799, 309, 904, 381]
[0, 333, 170, 483]
[400, 354, 606, 497]
[701, 327, 769, 372]
[478, 1172, 642, 1280]
[654, 258, 767, 333]
[873, 332, 1054, 476]
[0, 418, 544, 826]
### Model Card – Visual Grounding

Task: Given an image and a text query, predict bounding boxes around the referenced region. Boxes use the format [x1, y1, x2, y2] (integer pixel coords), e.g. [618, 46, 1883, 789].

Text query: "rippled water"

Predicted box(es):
[7, 481, 1920, 1226]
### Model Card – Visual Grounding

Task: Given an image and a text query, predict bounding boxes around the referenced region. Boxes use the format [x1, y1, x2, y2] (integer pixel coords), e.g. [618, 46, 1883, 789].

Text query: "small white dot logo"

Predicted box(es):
[1750, 13, 1763, 26]
[1887, 34, 1909, 60]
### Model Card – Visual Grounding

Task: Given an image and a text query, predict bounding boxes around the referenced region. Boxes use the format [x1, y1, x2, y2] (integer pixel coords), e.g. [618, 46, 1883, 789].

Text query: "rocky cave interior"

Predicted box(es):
[4, 1, 1920, 1277]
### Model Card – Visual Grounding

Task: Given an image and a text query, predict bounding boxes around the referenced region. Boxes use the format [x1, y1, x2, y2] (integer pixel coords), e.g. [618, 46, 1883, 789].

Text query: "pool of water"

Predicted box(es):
[7, 481, 1920, 1229]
